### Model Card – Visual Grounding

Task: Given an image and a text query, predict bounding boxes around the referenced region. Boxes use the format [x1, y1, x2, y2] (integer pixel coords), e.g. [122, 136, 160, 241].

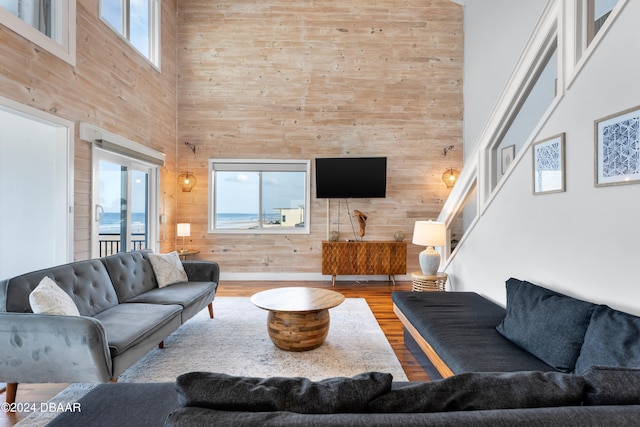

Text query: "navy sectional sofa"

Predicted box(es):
[47, 367, 640, 426]
[43, 277, 640, 426]
[392, 277, 640, 378]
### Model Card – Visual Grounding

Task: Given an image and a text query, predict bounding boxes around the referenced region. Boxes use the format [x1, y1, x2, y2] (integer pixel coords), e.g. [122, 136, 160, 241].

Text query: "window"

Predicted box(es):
[491, 40, 558, 191]
[447, 181, 477, 258]
[92, 148, 159, 257]
[100, 0, 160, 67]
[209, 160, 311, 234]
[573, 0, 624, 68]
[588, 0, 619, 44]
[81, 122, 163, 258]
[0, 0, 76, 65]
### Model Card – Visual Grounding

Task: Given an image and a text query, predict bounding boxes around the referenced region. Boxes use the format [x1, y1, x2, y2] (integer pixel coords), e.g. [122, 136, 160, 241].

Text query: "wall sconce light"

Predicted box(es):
[442, 145, 460, 189]
[442, 168, 460, 188]
[178, 142, 197, 192]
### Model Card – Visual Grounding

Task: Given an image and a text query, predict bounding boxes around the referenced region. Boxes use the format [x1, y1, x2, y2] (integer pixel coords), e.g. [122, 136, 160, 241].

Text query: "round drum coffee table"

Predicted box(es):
[250, 287, 345, 352]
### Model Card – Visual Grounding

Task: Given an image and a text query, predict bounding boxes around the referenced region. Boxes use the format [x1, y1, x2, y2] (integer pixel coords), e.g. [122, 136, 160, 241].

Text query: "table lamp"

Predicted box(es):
[177, 223, 191, 253]
[412, 220, 446, 275]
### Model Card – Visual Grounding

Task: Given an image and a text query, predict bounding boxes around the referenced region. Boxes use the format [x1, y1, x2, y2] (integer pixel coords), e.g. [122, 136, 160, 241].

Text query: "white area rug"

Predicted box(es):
[120, 297, 407, 382]
[17, 297, 406, 426]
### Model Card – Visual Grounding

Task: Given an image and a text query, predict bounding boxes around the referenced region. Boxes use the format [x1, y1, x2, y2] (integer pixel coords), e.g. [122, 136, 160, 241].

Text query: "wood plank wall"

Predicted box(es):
[176, 0, 463, 275]
[0, 0, 462, 273]
[0, 0, 178, 259]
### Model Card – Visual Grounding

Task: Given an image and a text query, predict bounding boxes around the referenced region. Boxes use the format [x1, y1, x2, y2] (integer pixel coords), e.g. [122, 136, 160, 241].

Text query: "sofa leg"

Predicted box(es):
[158, 341, 164, 349]
[208, 302, 214, 319]
[6, 383, 17, 404]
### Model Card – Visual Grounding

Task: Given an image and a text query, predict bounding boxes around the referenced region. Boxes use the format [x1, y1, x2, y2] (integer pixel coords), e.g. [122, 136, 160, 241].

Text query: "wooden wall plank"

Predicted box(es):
[0, 1, 179, 259]
[0, 0, 462, 274]
[176, 0, 463, 275]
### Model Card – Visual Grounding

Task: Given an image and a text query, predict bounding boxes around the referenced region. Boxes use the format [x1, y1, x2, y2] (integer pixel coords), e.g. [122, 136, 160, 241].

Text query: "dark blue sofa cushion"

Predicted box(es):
[392, 291, 554, 374]
[582, 366, 640, 406]
[496, 278, 597, 372]
[368, 371, 586, 413]
[574, 306, 640, 374]
[175, 371, 393, 413]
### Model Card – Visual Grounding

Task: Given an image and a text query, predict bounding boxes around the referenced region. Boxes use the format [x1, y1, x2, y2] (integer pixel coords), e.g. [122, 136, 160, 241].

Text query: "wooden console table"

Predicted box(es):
[321, 241, 407, 286]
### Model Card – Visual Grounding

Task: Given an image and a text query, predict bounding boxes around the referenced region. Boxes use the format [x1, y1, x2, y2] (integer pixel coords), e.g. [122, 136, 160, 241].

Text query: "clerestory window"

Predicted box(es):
[490, 39, 558, 191]
[588, 0, 619, 44]
[99, 0, 160, 68]
[0, 0, 76, 65]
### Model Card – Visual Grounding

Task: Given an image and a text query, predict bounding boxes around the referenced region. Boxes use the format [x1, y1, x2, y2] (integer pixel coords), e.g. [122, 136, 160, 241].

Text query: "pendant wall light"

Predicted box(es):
[178, 142, 197, 192]
[441, 145, 460, 189]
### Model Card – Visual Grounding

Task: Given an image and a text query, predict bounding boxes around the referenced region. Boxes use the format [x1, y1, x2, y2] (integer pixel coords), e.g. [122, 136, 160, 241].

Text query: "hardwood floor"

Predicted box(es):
[0, 280, 428, 426]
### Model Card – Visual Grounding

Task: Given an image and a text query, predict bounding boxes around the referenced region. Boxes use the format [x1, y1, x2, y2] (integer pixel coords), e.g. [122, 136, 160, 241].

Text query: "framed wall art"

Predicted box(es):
[501, 145, 515, 175]
[532, 133, 565, 195]
[595, 105, 640, 187]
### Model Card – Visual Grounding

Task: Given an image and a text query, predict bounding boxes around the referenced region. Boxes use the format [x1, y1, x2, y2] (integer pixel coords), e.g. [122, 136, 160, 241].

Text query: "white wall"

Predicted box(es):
[462, 0, 547, 158]
[448, 0, 640, 315]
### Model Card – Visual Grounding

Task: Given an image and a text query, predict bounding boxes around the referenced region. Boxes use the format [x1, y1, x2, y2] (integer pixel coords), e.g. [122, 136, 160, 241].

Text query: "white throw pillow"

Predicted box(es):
[149, 251, 188, 288]
[29, 276, 80, 316]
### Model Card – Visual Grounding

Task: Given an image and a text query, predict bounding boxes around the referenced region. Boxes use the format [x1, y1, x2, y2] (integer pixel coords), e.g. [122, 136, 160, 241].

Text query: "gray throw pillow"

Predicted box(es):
[582, 366, 640, 405]
[496, 278, 597, 372]
[368, 371, 586, 413]
[175, 371, 393, 413]
[574, 305, 640, 374]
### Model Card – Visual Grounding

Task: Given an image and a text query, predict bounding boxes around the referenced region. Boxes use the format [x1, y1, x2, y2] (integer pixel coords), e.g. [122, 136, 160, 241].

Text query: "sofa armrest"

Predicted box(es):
[0, 313, 113, 383]
[182, 261, 220, 284]
[0, 279, 8, 312]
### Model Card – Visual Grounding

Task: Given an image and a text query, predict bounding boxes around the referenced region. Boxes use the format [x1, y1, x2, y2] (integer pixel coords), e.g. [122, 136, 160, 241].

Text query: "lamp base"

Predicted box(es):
[418, 246, 441, 276]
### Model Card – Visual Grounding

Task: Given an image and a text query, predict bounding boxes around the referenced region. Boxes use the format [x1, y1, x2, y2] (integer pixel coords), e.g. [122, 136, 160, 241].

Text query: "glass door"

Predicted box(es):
[92, 147, 158, 258]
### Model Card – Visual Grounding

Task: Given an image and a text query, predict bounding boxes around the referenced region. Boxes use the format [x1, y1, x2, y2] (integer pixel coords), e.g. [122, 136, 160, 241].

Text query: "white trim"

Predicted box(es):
[221, 272, 411, 283]
[90, 145, 161, 257]
[437, 151, 481, 268]
[438, 149, 479, 225]
[98, 0, 161, 70]
[79, 122, 165, 165]
[565, 0, 629, 89]
[450, 1, 560, 216]
[208, 158, 311, 235]
[149, 0, 161, 70]
[0, 95, 74, 265]
[438, 0, 562, 265]
[0, 1, 76, 66]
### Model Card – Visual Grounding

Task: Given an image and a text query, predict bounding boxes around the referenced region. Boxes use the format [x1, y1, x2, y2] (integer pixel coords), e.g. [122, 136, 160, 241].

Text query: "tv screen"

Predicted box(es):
[315, 157, 387, 198]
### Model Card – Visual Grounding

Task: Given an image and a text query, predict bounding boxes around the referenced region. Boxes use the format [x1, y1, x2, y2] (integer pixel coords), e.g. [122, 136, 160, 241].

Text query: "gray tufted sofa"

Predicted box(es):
[0, 250, 219, 403]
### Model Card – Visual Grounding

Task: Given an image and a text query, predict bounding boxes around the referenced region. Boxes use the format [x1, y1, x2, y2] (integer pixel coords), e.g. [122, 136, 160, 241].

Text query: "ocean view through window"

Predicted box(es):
[98, 212, 147, 256]
[209, 160, 310, 234]
[93, 146, 158, 257]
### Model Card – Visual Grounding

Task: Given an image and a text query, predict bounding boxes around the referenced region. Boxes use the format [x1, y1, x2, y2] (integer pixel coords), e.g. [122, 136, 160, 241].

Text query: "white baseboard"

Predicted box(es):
[219, 272, 411, 283]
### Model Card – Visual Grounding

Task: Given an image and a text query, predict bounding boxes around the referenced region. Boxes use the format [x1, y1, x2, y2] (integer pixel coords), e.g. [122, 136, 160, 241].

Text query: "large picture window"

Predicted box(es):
[100, 0, 160, 67]
[209, 160, 310, 234]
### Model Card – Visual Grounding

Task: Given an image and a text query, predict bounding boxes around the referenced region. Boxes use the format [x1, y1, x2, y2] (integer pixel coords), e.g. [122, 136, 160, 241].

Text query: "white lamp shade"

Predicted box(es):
[412, 220, 446, 247]
[177, 223, 191, 237]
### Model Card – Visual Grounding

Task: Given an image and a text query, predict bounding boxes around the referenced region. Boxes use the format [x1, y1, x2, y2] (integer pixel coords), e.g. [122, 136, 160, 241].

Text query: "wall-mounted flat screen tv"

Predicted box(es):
[315, 157, 387, 198]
